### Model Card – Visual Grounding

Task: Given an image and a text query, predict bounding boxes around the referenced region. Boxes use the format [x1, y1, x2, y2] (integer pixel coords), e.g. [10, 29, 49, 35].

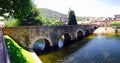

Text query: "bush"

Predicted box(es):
[42, 17, 62, 26]
[110, 22, 120, 26]
[5, 19, 19, 27]
[53, 21, 62, 26]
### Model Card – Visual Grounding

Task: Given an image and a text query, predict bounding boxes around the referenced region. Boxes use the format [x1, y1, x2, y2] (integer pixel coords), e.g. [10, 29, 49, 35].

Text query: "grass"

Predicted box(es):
[4, 35, 36, 63]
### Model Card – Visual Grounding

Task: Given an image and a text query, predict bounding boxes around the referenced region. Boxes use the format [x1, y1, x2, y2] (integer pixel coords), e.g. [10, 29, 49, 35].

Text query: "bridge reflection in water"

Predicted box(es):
[39, 34, 120, 63]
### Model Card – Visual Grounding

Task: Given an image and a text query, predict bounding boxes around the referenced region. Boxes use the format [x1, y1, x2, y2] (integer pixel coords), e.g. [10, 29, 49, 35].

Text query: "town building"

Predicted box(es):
[114, 15, 120, 20]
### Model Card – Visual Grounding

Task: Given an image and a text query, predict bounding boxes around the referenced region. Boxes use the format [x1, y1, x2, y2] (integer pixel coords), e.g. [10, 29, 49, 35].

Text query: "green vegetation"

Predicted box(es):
[68, 9, 77, 25]
[40, 8, 86, 22]
[42, 17, 62, 26]
[4, 35, 36, 63]
[4, 8, 64, 26]
[5, 19, 19, 27]
[0, 0, 32, 19]
[110, 22, 120, 26]
[19, 8, 43, 26]
[53, 21, 63, 25]
[40, 8, 66, 21]
[43, 20, 62, 26]
[0, 0, 43, 26]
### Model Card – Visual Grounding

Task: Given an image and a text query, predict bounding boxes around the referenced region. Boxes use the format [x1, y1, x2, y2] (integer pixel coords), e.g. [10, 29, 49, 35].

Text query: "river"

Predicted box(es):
[38, 33, 120, 63]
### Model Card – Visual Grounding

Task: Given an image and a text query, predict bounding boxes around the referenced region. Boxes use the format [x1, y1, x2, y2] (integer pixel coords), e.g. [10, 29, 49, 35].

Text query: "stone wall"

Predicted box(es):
[2, 27, 30, 48]
[94, 27, 120, 34]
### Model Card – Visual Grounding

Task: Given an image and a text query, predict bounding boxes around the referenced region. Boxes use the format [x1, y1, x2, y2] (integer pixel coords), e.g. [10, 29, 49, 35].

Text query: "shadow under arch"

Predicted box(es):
[58, 33, 72, 48]
[32, 38, 50, 55]
[94, 26, 97, 29]
[76, 30, 84, 40]
[89, 28, 94, 34]
[91, 28, 94, 32]
[85, 29, 90, 37]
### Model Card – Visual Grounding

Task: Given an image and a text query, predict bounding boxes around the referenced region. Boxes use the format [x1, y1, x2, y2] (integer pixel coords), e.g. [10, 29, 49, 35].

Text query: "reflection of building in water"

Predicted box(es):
[114, 15, 120, 20]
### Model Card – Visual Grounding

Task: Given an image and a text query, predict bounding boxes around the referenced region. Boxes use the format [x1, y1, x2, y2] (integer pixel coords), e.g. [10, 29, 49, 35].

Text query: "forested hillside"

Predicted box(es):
[40, 8, 67, 21]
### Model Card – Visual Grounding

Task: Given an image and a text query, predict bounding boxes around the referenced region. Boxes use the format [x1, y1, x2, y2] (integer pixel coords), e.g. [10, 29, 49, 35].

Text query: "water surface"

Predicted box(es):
[39, 34, 120, 63]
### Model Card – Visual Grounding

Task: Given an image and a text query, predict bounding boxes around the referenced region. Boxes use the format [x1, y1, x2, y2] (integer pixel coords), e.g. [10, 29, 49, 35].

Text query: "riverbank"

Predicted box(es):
[94, 27, 120, 34]
[4, 35, 42, 63]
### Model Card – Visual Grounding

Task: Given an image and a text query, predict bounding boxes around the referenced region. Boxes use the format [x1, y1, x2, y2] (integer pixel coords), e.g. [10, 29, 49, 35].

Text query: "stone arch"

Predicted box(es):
[100, 24, 105, 27]
[32, 39, 50, 53]
[85, 29, 90, 36]
[76, 30, 84, 40]
[94, 26, 97, 30]
[76, 29, 85, 36]
[30, 36, 52, 50]
[90, 28, 94, 33]
[57, 33, 72, 48]
[90, 28, 93, 31]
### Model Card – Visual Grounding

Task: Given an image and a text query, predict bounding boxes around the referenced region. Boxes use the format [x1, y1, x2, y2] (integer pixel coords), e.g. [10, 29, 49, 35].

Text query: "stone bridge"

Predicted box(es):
[2, 25, 98, 50]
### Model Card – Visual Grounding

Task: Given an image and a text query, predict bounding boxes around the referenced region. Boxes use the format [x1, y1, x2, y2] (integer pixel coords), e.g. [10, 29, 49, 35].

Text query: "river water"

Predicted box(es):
[38, 33, 120, 63]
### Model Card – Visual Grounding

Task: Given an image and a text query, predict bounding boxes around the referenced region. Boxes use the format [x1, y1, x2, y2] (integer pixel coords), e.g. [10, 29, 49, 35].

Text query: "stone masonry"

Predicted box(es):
[2, 25, 97, 49]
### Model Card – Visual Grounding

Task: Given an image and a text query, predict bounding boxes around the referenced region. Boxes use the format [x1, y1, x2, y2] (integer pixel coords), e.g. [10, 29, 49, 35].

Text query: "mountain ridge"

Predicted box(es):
[40, 8, 105, 21]
[40, 8, 67, 21]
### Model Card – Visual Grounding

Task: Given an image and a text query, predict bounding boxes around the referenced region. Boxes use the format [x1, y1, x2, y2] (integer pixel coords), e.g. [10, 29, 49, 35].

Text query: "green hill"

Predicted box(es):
[40, 8, 105, 22]
[40, 8, 67, 21]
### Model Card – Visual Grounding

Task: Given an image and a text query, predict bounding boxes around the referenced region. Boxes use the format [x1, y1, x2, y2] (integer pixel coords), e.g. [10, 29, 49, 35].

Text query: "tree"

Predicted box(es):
[0, 0, 44, 26]
[68, 9, 77, 25]
[0, 0, 33, 20]
[19, 8, 43, 26]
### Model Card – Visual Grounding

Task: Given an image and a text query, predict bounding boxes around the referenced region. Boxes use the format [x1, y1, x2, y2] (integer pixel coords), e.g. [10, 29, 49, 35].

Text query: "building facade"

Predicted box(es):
[114, 15, 120, 20]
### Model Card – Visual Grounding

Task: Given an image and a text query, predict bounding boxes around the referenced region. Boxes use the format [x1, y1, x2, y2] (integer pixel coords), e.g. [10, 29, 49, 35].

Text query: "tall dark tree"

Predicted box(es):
[68, 9, 77, 25]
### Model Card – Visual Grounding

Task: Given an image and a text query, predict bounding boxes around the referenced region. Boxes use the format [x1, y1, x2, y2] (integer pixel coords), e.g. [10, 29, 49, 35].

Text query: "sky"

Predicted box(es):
[33, 0, 120, 17]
